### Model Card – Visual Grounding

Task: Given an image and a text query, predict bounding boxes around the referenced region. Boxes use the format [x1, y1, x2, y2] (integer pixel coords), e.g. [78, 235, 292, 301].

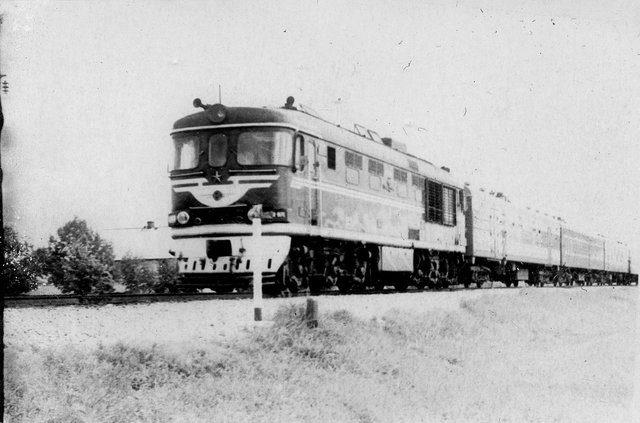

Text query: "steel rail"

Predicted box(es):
[3, 286, 444, 308]
[4, 282, 633, 308]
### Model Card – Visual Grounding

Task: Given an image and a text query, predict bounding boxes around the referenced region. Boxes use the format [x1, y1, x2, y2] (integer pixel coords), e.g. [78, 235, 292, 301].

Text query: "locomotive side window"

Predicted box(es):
[412, 175, 425, 202]
[393, 168, 407, 183]
[411, 174, 424, 187]
[208, 133, 228, 167]
[368, 159, 383, 190]
[327, 147, 336, 170]
[172, 134, 199, 170]
[345, 151, 363, 170]
[237, 129, 293, 166]
[368, 159, 384, 176]
[394, 168, 407, 198]
[345, 151, 362, 185]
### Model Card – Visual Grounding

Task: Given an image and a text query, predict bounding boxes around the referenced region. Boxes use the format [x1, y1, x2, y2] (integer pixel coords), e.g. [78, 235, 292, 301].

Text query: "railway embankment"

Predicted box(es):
[4, 287, 638, 422]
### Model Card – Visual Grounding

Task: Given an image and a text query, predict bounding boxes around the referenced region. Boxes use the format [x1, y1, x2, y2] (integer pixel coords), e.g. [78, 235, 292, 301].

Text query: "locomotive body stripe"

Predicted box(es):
[172, 175, 280, 208]
[229, 169, 278, 174]
[238, 179, 277, 185]
[171, 222, 465, 253]
[291, 176, 424, 214]
[202, 181, 233, 186]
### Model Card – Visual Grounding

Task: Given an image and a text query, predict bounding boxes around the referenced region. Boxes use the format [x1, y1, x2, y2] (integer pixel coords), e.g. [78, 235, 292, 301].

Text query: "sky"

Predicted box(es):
[1, 0, 639, 269]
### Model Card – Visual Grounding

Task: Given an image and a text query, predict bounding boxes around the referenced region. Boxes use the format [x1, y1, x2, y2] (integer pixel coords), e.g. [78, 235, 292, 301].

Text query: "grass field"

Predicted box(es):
[4, 287, 638, 422]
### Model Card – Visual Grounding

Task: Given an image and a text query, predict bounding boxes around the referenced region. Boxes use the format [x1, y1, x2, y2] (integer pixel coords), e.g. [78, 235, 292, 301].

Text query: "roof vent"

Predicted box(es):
[381, 137, 407, 152]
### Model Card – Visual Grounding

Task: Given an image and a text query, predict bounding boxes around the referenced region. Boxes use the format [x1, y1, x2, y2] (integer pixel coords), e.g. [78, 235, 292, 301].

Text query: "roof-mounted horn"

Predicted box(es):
[193, 98, 207, 110]
[192, 98, 227, 123]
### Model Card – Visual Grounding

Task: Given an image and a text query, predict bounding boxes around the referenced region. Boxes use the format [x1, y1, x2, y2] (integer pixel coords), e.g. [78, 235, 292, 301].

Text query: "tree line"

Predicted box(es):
[3, 217, 178, 295]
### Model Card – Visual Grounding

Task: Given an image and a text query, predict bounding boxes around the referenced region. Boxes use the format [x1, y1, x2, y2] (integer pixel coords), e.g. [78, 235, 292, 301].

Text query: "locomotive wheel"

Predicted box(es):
[309, 275, 324, 294]
[180, 287, 199, 293]
[263, 284, 284, 297]
[337, 275, 352, 293]
[287, 277, 299, 293]
[427, 270, 439, 290]
[214, 286, 234, 294]
[393, 277, 408, 292]
[373, 277, 385, 291]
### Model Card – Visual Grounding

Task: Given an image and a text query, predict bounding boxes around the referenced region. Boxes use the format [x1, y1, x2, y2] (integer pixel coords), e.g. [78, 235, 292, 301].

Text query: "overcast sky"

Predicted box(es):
[1, 0, 639, 266]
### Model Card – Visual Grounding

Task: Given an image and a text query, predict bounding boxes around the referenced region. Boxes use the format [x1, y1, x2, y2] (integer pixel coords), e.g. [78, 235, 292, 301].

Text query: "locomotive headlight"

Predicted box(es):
[176, 211, 190, 225]
[206, 104, 227, 124]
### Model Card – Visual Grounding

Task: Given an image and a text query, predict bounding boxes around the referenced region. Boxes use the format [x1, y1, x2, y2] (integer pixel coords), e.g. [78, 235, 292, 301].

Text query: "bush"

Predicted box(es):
[42, 217, 115, 295]
[156, 259, 179, 293]
[2, 226, 44, 295]
[117, 255, 178, 293]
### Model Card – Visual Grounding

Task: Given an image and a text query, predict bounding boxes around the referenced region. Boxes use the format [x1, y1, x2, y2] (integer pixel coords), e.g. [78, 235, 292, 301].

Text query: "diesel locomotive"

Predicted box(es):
[168, 96, 636, 293]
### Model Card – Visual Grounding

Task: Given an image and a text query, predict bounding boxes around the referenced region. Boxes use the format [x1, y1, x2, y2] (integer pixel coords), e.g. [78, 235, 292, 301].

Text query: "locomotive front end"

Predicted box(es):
[168, 100, 296, 291]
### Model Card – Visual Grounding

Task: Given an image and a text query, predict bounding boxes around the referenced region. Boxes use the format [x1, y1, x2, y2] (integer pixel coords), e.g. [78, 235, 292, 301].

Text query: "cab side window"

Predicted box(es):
[294, 135, 305, 170]
[327, 146, 336, 170]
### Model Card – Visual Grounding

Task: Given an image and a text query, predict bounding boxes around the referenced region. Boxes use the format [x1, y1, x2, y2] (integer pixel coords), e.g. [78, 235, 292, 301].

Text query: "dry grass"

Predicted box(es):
[4, 287, 637, 422]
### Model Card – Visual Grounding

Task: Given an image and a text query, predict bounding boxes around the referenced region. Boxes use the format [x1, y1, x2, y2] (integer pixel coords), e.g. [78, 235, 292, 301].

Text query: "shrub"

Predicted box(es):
[42, 217, 115, 295]
[118, 254, 157, 293]
[117, 255, 178, 293]
[156, 259, 179, 293]
[2, 226, 44, 295]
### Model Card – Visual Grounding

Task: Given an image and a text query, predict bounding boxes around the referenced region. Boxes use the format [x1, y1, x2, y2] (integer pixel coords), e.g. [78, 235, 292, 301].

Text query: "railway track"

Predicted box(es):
[5, 285, 473, 308]
[3, 291, 258, 308]
[6, 282, 633, 308]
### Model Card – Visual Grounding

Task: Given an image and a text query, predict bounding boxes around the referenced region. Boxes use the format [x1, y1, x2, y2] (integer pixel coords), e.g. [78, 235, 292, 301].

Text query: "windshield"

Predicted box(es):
[208, 133, 228, 167]
[172, 134, 199, 170]
[171, 127, 294, 171]
[236, 129, 293, 166]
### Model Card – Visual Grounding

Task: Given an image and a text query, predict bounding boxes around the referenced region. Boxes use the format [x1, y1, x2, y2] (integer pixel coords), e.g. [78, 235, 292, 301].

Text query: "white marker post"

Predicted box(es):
[251, 215, 263, 321]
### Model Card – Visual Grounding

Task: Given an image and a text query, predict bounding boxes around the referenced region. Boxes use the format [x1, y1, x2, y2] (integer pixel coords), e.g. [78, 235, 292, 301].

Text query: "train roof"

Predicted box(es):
[173, 107, 291, 130]
[173, 103, 463, 188]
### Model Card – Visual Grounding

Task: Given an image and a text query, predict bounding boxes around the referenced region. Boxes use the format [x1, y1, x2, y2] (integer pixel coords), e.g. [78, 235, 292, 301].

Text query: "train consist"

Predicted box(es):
[168, 96, 637, 293]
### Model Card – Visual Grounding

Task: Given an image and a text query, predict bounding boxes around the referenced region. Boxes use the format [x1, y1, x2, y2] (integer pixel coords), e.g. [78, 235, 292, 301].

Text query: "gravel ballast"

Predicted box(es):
[5, 289, 521, 351]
